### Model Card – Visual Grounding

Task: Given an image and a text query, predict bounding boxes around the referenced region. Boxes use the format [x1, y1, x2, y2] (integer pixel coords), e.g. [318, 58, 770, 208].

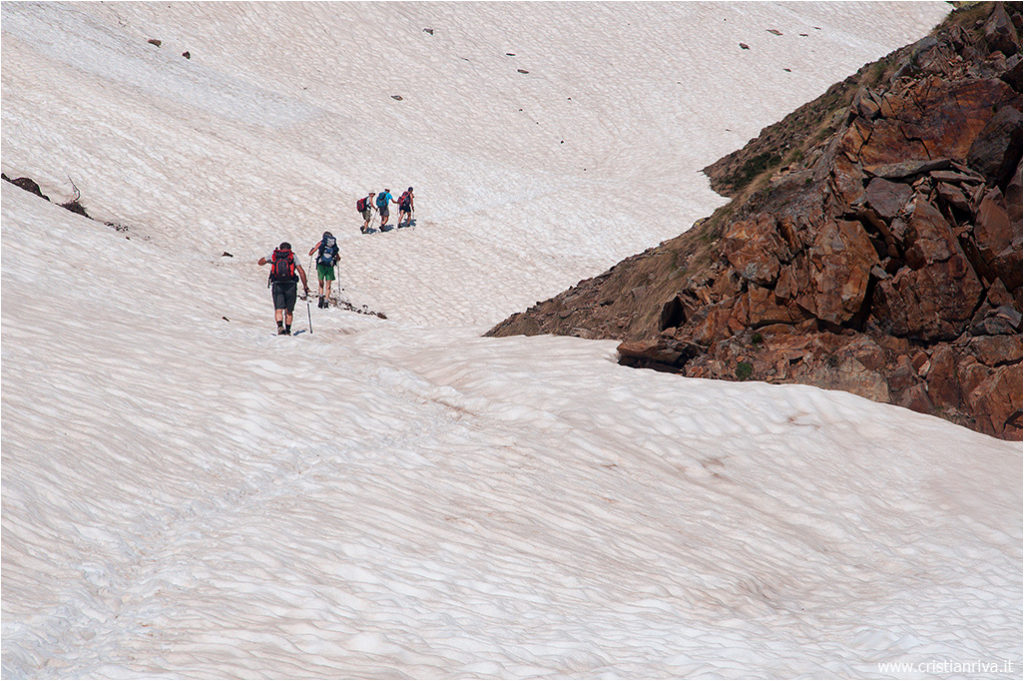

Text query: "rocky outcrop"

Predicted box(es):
[488, 3, 1023, 440]
[1, 174, 50, 201]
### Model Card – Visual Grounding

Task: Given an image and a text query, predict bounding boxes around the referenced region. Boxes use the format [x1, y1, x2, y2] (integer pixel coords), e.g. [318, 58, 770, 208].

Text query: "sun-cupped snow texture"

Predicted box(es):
[3, 184, 1021, 678]
[4, 2, 1020, 679]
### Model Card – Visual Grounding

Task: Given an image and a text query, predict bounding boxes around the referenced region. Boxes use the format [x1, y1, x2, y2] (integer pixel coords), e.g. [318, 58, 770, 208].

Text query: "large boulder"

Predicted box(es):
[793, 219, 878, 326]
[968, 104, 1022, 185]
[865, 177, 913, 219]
[973, 186, 1023, 289]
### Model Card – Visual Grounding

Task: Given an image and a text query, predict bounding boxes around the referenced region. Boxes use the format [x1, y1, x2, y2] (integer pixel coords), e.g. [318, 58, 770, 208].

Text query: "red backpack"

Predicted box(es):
[269, 248, 295, 282]
[356, 196, 368, 212]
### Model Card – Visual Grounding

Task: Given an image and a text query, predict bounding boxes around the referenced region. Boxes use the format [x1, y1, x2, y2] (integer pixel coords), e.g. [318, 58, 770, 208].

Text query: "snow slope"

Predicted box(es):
[3, 1, 960, 328]
[3, 2, 1020, 678]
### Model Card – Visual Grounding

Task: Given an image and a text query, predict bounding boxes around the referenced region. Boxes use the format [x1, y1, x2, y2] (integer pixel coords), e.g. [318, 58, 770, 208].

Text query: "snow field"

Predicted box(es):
[3, 1, 957, 328]
[4, 2, 1020, 679]
[4, 183, 1020, 678]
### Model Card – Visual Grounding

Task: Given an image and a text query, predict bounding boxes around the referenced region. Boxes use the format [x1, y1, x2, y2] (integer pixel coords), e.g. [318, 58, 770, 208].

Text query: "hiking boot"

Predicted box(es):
[277, 327, 288, 335]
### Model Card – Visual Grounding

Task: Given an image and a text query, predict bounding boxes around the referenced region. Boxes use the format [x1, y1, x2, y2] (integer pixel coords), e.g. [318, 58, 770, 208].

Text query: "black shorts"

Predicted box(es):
[271, 280, 298, 312]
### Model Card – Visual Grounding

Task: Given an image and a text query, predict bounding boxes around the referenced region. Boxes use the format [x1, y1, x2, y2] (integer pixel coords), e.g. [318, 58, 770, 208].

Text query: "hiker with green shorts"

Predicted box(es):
[308, 231, 339, 308]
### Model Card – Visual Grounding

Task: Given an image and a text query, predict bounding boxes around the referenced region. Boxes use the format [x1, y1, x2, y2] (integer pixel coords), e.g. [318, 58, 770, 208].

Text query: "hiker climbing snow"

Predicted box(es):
[308, 231, 339, 308]
[376, 188, 394, 231]
[258, 242, 309, 335]
[397, 187, 414, 228]
[358, 191, 376, 234]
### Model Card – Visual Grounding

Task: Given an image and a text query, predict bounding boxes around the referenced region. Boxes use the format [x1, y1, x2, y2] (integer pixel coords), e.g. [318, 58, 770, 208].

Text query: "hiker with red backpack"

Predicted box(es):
[397, 187, 414, 228]
[258, 242, 309, 335]
[357, 191, 376, 233]
[307, 231, 339, 308]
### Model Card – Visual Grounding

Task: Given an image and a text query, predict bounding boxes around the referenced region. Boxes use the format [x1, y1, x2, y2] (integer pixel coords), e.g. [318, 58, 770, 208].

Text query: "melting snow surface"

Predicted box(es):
[2, 2, 1020, 679]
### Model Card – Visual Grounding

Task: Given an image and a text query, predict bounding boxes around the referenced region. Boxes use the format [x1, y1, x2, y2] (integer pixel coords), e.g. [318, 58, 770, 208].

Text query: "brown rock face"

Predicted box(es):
[489, 3, 1023, 440]
[872, 199, 985, 340]
[975, 187, 1022, 289]
[861, 77, 1016, 165]
[798, 219, 878, 325]
[865, 178, 913, 219]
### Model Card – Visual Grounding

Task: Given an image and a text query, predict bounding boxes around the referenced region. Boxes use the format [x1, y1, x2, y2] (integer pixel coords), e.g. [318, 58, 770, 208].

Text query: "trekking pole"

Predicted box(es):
[308, 254, 317, 308]
[307, 297, 313, 334]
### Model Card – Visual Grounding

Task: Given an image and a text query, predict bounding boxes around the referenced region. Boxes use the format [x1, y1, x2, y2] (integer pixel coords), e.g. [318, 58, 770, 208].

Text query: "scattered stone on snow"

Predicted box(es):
[58, 177, 89, 218]
[2, 174, 49, 201]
